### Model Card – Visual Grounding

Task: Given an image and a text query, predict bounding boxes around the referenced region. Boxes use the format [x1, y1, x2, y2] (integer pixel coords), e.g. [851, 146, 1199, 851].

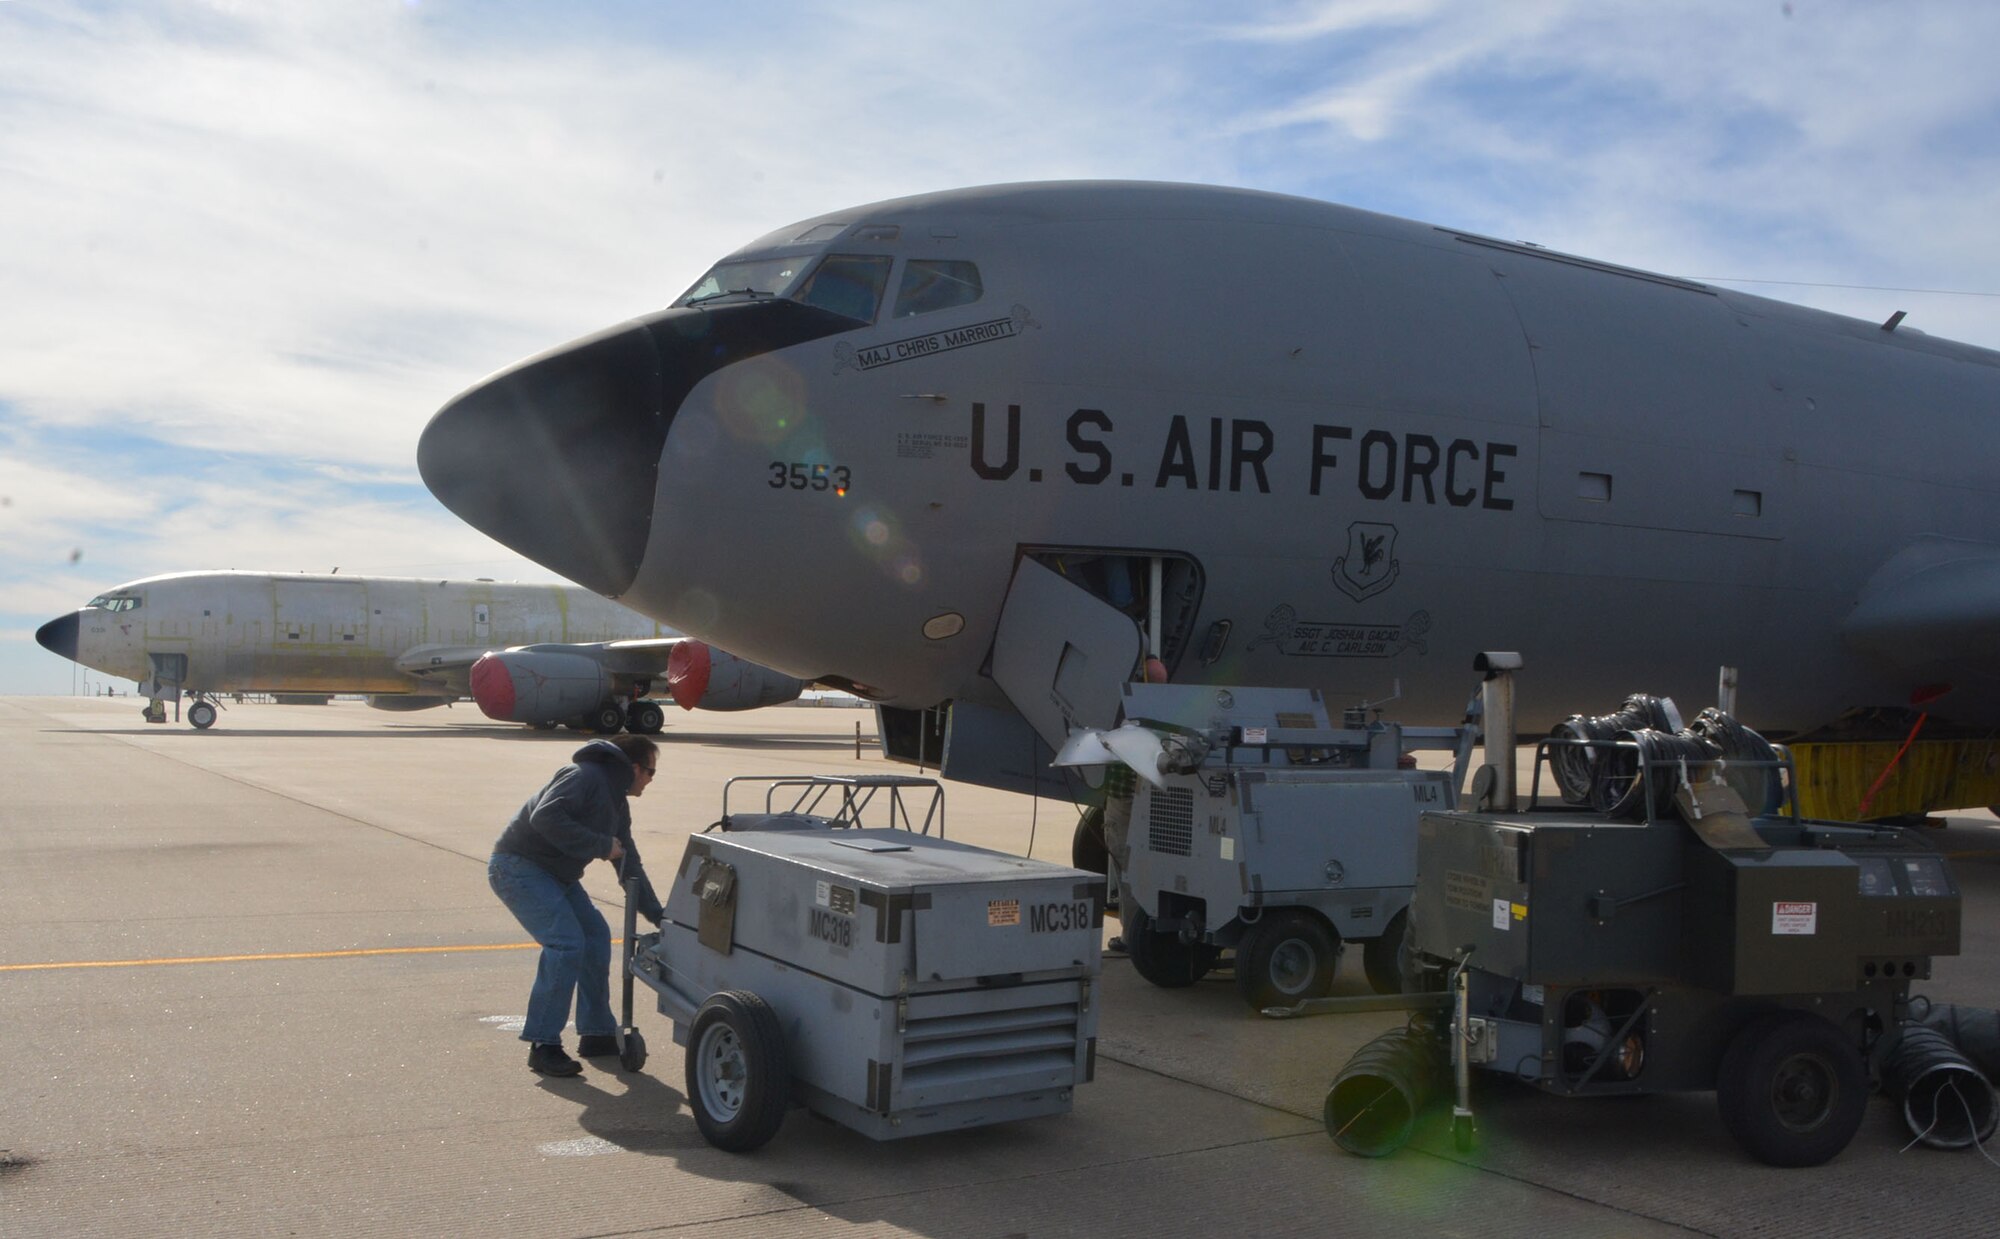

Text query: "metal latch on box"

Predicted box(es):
[693, 857, 738, 954]
[1462, 1016, 1500, 1065]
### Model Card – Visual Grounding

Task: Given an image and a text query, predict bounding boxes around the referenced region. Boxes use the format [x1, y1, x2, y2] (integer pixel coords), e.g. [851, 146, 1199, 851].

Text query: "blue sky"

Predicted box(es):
[5, 0, 2000, 692]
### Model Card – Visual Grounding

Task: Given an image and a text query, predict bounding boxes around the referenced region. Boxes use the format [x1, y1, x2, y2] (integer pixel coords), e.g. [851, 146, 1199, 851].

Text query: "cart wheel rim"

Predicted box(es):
[1770, 1051, 1839, 1132]
[695, 1022, 749, 1120]
[1270, 937, 1318, 995]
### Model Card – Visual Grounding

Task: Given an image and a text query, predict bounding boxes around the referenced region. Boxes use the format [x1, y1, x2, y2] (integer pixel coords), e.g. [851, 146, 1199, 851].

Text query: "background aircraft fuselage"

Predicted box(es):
[419, 182, 2000, 737]
[43, 570, 665, 697]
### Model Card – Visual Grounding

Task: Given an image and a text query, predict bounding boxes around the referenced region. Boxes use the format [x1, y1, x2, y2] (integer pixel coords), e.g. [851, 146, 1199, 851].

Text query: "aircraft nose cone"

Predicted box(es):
[418, 321, 668, 598]
[36, 612, 79, 661]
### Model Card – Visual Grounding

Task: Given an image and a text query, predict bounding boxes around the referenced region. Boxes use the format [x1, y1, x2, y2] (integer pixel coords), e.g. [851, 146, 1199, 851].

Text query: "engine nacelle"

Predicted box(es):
[365, 694, 454, 712]
[471, 650, 612, 723]
[667, 641, 806, 711]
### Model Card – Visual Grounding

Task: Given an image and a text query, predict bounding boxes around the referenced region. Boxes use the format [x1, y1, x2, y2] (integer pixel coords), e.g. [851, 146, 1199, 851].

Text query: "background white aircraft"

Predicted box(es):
[416, 181, 2000, 815]
[35, 570, 803, 730]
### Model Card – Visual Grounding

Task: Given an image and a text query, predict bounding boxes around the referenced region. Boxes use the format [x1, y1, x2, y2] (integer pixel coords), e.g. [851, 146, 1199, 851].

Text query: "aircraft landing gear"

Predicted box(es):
[626, 699, 665, 735]
[591, 703, 627, 734]
[188, 699, 218, 730]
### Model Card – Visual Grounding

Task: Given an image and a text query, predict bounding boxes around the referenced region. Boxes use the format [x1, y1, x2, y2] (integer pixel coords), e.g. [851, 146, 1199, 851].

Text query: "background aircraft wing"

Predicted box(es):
[390, 644, 498, 694]
[393, 637, 808, 722]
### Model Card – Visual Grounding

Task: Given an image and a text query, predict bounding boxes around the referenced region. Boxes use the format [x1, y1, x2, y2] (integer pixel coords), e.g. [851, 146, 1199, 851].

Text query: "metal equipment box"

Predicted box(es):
[635, 806, 1103, 1144]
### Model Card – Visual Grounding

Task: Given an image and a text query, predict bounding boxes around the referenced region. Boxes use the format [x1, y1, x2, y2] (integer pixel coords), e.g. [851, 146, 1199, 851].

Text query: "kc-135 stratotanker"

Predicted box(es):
[416, 181, 2000, 816]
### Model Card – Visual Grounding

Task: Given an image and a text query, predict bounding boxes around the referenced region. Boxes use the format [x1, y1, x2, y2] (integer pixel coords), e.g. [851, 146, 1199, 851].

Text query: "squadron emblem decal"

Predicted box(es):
[1332, 521, 1400, 602]
[1246, 606, 1431, 659]
[833, 304, 1040, 374]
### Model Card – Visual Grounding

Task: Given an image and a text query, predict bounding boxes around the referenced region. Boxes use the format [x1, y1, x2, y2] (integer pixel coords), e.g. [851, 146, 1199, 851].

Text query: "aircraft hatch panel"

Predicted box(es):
[142, 651, 188, 701]
[989, 557, 1144, 753]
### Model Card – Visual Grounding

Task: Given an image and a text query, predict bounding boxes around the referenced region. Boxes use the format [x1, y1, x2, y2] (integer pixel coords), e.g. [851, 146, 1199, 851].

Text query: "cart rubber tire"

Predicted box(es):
[1362, 909, 1409, 995]
[1715, 1010, 1866, 1167]
[1452, 1113, 1476, 1153]
[1072, 806, 1109, 876]
[188, 700, 217, 730]
[619, 1029, 648, 1074]
[1125, 906, 1218, 988]
[1236, 910, 1340, 1010]
[685, 990, 790, 1152]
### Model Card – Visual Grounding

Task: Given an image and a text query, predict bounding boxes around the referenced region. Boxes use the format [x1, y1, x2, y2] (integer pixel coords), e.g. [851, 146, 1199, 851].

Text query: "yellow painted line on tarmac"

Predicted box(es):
[0, 939, 626, 973]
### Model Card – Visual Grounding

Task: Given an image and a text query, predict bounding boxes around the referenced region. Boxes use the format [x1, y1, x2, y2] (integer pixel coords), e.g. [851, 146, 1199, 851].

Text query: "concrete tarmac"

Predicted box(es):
[5, 695, 2000, 1237]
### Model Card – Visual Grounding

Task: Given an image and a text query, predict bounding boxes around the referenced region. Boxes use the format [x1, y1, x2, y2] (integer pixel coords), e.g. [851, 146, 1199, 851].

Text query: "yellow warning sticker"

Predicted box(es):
[1511, 902, 1528, 921]
[988, 899, 1020, 927]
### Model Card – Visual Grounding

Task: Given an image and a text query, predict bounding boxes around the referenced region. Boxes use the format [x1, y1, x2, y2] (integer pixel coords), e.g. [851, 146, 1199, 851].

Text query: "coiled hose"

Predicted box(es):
[1324, 1023, 1448, 1157]
[1550, 697, 1780, 822]
[1593, 728, 1721, 820]
[1550, 694, 1680, 806]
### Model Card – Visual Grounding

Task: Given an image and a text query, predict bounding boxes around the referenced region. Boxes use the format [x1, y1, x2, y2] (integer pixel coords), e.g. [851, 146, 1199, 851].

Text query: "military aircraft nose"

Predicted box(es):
[419, 300, 865, 599]
[36, 612, 79, 661]
[418, 321, 668, 598]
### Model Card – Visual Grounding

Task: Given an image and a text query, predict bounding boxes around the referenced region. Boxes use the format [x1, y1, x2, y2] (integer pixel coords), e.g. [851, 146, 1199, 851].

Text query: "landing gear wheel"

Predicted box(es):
[1125, 906, 1219, 988]
[1362, 909, 1409, 995]
[686, 990, 790, 1152]
[592, 704, 626, 734]
[1236, 910, 1340, 1010]
[626, 699, 665, 735]
[1716, 1011, 1866, 1167]
[1072, 806, 1108, 875]
[619, 1029, 648, 1073]
[187, 700, 217, 730]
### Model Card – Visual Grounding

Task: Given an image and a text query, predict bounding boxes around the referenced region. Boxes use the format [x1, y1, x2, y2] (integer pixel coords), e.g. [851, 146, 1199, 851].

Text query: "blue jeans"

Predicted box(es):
[488, 851, 614, 1045]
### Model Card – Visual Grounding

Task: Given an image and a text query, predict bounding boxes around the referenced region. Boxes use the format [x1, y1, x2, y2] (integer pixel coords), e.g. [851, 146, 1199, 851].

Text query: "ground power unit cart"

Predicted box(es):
[1061, 682, 1476, 1010]
[621, 775, 1105, 1151]
[1325, 725, 1963, 1167]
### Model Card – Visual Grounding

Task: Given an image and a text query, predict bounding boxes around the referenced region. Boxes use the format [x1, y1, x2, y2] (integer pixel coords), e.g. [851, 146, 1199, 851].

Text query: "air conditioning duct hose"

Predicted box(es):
[1918, 1003, 2000, 1079]
[1324, 1023, 1447, 1157]
[1880, 1021, 1999, 1150]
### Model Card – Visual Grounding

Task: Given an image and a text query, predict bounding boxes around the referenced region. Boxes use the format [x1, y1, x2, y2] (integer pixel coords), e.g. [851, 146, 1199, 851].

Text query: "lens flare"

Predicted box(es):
[713, 358, 811, 448]
[847, 506, 925, 588]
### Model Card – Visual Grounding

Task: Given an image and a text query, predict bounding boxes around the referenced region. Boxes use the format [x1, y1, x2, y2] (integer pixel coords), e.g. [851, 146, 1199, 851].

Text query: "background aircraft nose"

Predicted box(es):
[418, 321, 668, 598]
[36, 612, 79, 661]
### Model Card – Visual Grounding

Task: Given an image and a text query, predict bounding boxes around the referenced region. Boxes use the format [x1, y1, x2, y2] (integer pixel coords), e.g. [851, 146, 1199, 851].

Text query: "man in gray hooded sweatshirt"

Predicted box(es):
[489, 734, 665, 1077]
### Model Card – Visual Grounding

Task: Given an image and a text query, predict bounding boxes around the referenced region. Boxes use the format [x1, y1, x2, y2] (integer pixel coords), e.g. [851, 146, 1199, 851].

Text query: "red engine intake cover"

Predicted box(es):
[667, 641, 710, 711]
[470, 653, 516, 720]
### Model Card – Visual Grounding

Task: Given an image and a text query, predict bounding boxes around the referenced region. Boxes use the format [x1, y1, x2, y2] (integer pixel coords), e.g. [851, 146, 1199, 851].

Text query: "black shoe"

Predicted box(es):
[576, 1034, 620, 1058]
[528, 1043, 582, 1077]
[1105, 936, 1127, 954]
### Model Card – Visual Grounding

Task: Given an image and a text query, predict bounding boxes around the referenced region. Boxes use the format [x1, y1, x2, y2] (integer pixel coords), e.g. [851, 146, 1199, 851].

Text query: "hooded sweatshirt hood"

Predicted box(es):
[572, 738, 636, 792]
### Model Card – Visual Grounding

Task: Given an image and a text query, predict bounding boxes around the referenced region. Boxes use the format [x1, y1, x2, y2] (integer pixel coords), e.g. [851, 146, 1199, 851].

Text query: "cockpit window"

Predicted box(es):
[892, 260, 983, 318]
[86, 595, 141, 612]
[792, 254, 892, 323]
[675, 257, 810, 307]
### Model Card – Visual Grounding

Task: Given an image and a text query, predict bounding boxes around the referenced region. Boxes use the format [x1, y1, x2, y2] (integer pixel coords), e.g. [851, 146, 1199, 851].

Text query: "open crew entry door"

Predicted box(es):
[989, 557, 1144, 754]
